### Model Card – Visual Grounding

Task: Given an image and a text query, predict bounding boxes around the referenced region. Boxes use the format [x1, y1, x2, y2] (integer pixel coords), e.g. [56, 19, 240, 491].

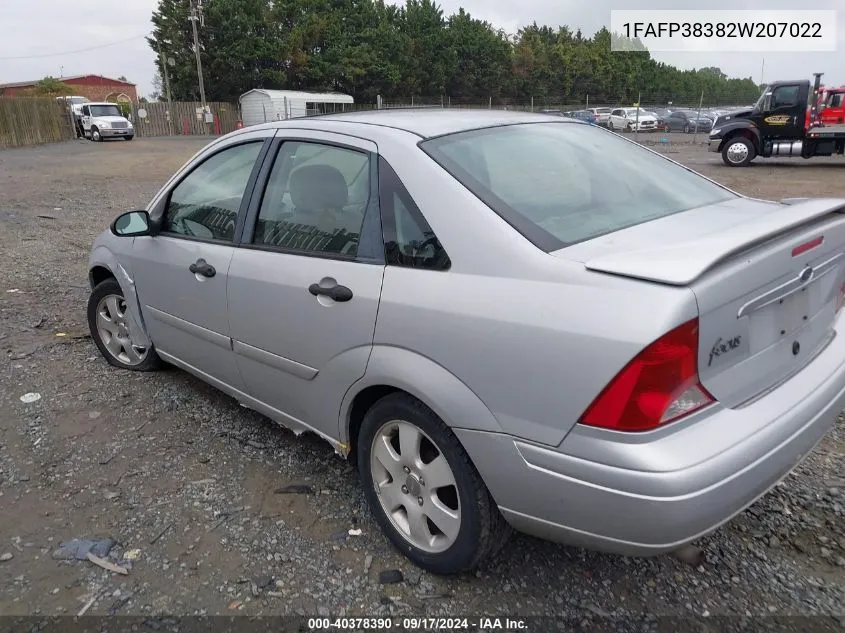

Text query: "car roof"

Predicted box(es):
[250, 108, 577, 139]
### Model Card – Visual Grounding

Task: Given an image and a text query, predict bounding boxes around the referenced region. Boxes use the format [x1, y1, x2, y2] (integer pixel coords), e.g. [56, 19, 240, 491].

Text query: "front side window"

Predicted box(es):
[771, 85, 799, 108]
[162, 141, 263, 242]
[421, 122, 736, 251]
[253, 141, 370, 257]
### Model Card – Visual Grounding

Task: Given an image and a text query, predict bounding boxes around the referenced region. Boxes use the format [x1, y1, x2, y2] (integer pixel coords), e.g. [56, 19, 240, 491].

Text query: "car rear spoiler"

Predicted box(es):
[584, 198, 845, 286]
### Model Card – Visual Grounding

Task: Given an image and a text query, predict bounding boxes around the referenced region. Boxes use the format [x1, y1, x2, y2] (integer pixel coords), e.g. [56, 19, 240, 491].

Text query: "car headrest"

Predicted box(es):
[289, 164, 348, 212]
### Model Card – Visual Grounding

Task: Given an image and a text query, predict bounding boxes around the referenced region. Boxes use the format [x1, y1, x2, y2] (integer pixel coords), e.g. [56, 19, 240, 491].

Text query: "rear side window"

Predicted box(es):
[378, 157, 450, 270]
[420, 122, 736, 251]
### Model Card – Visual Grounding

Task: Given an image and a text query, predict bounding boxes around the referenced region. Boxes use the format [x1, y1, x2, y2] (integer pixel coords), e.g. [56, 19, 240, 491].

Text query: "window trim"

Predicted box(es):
[378, 156, 450, 271]
[238, 136, 385, 265]
[154, 138, 271, 246]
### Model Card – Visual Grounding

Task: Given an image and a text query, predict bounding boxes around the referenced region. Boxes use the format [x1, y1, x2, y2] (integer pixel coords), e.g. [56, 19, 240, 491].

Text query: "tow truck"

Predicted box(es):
[819, 85, 845, 125]
[708, 73, 845, 167]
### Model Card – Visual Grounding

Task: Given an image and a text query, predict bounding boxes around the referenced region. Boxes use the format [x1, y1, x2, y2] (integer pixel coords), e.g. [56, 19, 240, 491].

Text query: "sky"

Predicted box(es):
[0, 0, 842, 100]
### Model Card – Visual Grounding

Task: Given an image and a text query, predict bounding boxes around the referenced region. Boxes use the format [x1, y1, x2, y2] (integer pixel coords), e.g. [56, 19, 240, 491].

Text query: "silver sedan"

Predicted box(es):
[87, 110, 845, 575]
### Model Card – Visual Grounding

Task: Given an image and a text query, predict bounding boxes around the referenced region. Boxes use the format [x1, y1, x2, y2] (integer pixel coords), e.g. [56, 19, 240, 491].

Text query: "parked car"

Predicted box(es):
[80, 102, 134, 142]
[87, 109, 845, 575]
[607, 107, 658, 132]
[587, 107, 613, 126]
[567, 110, 597, 124]
[663, 110, 713, 133]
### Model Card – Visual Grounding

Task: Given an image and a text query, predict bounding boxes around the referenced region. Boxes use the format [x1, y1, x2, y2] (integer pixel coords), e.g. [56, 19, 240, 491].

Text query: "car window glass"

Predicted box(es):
[422, 123, 736, 247]
[772, 85, 799, 108]
[162, 141, 263, 242]
[254, 141, 370, 257]
[379, 158, 450, 270]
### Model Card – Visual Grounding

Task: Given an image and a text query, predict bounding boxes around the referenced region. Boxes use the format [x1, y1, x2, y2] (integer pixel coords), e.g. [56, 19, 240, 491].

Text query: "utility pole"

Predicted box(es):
[157, 43, 174, 136]
[189, 0, 209, 133]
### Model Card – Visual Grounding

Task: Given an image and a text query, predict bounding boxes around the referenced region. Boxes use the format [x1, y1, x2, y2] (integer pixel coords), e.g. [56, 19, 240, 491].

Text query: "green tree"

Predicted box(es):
[35, 76, 73, 96]
[147, 0, 763, 107]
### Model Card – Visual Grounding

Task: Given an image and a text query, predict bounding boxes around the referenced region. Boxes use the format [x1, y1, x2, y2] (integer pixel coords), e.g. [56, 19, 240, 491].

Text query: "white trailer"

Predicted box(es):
[238, 89, 355, 126]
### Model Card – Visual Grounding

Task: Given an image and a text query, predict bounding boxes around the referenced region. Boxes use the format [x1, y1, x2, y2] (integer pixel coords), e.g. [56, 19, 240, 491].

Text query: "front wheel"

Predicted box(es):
[91, 127, 102, 142]
[87, 278, 162, 371]
[721, 137, 756, 167]
[357, 393, 510, 575]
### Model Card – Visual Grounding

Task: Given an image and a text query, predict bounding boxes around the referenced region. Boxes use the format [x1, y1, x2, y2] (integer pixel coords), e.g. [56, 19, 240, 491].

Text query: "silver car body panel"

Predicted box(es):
[87, 110, 845, 554]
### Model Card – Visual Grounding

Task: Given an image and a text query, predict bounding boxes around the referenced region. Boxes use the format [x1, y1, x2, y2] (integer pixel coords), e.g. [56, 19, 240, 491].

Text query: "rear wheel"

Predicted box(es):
[357, 393, 510, 575]
[721, 137, 756, 167]
[87, 278, 162, 371]
[607, 120, 614, 131]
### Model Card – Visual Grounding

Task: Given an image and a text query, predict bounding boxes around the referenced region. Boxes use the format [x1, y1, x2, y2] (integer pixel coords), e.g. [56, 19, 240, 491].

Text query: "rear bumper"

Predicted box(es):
[457, 329, 845, 555]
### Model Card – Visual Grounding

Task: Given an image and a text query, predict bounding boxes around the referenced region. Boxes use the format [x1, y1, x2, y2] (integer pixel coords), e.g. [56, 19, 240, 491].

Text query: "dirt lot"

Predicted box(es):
[1, 134, 844, 626]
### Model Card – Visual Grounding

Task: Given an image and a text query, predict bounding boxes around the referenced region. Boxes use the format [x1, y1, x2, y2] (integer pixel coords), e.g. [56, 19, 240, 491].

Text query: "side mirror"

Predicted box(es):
[111, 210, 151, 237]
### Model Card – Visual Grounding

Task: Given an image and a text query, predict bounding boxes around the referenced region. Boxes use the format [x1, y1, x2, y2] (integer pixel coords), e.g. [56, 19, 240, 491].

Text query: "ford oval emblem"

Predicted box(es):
[800, 267, 813, 282]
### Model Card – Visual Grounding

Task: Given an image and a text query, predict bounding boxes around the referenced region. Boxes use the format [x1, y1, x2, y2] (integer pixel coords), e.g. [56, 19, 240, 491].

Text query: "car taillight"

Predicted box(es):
[579, 319, 715, 432]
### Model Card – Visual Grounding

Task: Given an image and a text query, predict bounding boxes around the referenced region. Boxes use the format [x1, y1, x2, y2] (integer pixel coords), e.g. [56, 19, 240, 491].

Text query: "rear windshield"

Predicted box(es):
[420, 122, 736, 250]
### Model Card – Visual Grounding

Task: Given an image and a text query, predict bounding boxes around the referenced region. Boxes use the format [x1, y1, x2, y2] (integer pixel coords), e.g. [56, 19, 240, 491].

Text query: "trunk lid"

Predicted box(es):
[554, 197, 845, 408]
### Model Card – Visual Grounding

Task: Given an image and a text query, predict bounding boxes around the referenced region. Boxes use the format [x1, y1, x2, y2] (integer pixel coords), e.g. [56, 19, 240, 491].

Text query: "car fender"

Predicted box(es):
[88, 242, 151, 348]
[339, 345, 504, 445]
[717, 122, 761, 152]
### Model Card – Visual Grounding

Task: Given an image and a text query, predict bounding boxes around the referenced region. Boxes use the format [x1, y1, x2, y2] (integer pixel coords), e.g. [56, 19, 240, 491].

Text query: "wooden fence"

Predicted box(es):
[0, 97, 76, 148]
[130, 101, 240, 137]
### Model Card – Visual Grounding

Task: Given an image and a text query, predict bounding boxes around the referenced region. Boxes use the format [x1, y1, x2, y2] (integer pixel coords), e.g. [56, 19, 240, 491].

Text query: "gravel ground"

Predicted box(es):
[1, 133, 844, 628]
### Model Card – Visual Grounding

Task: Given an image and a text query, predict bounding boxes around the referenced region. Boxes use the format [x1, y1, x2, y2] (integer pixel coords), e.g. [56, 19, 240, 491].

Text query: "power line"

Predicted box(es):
[0, 34, 150, 60]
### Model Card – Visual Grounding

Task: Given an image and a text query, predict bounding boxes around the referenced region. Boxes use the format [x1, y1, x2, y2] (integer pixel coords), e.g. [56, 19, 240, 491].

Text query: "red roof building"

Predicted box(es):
[0, 74, 138, 103]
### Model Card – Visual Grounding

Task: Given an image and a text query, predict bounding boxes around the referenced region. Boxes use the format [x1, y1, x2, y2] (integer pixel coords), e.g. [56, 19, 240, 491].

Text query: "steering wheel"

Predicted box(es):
[412, 236, 440, 262]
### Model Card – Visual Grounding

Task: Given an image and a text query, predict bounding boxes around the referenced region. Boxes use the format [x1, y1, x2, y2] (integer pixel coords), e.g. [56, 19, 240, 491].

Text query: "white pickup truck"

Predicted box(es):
[79, 102, 134, 142]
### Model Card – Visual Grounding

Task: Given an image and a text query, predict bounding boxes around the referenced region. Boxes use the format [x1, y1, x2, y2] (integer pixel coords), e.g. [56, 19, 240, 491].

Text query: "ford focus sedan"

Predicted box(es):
[87, 110, 845, 575]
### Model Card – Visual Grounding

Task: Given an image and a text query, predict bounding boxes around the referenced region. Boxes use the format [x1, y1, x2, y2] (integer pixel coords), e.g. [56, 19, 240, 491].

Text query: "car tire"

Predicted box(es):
[721, 136, 756, 167]
[357, 393, 511, 575]
[684, 123, 690, 133]
[607, 121, 614, 131]
[664, 124, 671, 133]
[87, 278, 162, 371]
[124, 136, 133, 141]
[91, 127, 102, 142]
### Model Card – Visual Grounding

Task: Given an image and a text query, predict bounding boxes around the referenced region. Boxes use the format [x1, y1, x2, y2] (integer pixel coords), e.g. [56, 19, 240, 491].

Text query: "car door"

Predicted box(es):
[669, 111, 684, 131]
[609, 109, 621, 127]
[128, 132, 272, 391]
[81, 105, 91, 134]
[226, 131, 386, 439]
[760, 83, 806, 140]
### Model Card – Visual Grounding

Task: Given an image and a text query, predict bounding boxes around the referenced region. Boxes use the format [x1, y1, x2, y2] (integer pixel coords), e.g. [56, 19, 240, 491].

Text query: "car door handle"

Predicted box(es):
[309, 283, 353, 302]
[189, 258, 216, 278]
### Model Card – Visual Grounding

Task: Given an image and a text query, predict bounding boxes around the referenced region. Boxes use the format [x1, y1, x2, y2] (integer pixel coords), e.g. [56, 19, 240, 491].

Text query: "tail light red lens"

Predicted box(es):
[579, 319, 715, 432]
